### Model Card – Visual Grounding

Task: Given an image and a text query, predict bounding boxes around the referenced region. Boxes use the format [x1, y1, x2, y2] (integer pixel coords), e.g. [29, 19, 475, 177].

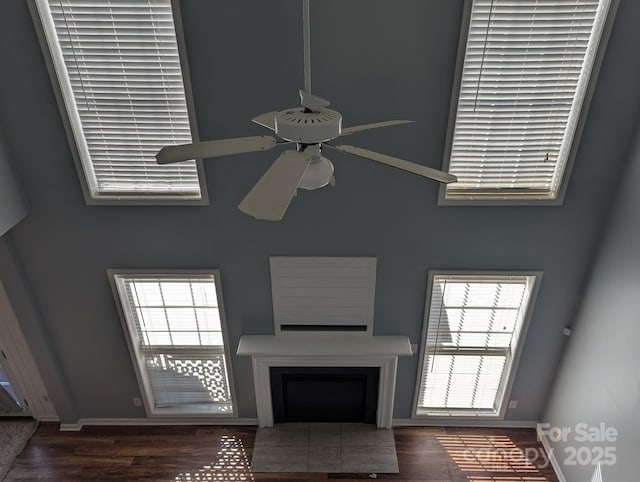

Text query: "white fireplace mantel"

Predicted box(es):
[237, 335, 413, 428]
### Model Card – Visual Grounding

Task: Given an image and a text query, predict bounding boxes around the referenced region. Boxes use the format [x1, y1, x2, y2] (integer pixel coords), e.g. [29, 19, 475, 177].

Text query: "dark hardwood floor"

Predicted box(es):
[7, 423, 558, 481]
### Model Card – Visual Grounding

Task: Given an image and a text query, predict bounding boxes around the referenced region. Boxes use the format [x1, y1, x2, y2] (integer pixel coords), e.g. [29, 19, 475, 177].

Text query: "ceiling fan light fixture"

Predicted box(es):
[298, 156, 334, 190]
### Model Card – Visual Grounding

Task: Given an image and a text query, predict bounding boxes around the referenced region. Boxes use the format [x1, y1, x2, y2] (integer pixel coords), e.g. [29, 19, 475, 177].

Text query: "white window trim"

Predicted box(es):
[28, 0, 209, 206]
[412, 270, 543, 420]
[437, 0, 620, 206]
[108, 269, 237, 418]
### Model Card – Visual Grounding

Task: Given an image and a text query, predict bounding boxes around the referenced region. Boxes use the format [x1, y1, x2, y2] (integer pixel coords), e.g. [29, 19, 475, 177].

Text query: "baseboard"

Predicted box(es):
[393, 418, 538, 428]
[537, 423, 567, 482]
[59, 423, 82, 431]
[36, 416, 60, 423]
[59, 417, 259, 431]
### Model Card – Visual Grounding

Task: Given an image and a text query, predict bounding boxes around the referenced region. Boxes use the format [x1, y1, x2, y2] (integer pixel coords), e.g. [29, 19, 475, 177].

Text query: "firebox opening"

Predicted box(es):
[270, 366, 379, 423]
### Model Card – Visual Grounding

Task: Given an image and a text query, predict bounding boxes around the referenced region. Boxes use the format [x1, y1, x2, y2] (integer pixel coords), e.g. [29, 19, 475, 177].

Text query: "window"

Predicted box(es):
[441, 0, 615, 203]
[415, 273, 540, 417]
[112, 272, 235, 416]
[30, 0, 207, 203]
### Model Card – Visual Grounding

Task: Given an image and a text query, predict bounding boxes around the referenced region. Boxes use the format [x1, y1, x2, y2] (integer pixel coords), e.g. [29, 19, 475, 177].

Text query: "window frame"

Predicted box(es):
[108, 269, 237, 418]
[412, 270, 542, 420]
[28, 0, 209, 205]
[437, 0, 620, 206]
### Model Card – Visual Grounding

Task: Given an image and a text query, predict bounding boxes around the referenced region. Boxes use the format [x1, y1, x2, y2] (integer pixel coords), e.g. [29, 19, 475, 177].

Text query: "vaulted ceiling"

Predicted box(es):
[1, 0, 640, 422]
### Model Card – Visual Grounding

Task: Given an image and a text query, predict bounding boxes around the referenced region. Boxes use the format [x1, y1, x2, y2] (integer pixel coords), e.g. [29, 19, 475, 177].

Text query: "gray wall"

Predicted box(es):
[0, 0, 639, 425]
[0, 236, 77, 421]
[542, 127, 640, 481]
[0, 135, 27, 237]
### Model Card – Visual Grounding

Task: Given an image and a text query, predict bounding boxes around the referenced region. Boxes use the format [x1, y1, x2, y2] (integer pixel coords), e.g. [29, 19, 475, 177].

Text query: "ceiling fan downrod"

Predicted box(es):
[303, 0, 311, 94]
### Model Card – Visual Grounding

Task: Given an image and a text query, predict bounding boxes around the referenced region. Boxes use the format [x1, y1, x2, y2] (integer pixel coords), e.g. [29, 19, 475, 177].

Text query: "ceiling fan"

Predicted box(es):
[156, 0, 457, 221]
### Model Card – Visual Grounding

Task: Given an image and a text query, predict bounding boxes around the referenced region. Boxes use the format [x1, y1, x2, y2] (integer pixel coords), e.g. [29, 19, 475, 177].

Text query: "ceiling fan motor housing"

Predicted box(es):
[275, 108, 342, 143]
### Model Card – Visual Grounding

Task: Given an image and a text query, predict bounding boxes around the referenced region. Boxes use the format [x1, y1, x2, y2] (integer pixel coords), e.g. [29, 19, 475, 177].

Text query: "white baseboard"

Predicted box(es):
[59, 423, 83, 431]
[59, 417, 259, 431]
[36, 416, 60, 423]
[537, 423, 566, 482]
[393, 418, 538, 428]
[61, 418, 536, 431]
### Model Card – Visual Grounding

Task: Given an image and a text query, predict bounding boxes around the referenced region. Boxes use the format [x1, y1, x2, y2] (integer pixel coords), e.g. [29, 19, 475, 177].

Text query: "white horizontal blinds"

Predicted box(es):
[419, 275, 534, 413]
[120, 275, 232, 410]
[446, 0, 612, 199]
[41, 0, 200, 198]
[421, 355, 507, 410]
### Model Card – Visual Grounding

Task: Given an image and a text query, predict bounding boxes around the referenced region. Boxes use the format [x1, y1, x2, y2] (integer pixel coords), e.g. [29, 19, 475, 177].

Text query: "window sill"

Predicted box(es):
[149, 403, 235, 418]
[414, 409, 501, 419]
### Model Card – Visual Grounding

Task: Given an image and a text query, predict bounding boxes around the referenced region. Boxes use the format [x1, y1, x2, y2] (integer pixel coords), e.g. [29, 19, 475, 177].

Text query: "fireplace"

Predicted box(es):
[237, 334, 413, 428]
[270, 366, 379, 423]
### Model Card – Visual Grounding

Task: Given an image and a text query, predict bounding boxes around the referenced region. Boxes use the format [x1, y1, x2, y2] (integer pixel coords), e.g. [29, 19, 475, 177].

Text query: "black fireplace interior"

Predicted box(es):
[270, 366, 379, 423]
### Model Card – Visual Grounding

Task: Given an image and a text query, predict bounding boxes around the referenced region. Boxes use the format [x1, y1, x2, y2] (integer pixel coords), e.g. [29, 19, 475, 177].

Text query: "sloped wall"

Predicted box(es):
[542, 126, 640, 480]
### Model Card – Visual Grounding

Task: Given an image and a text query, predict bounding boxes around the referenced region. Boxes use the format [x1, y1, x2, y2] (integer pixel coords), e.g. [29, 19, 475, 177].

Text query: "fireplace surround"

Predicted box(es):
[237, 334, 412, 428]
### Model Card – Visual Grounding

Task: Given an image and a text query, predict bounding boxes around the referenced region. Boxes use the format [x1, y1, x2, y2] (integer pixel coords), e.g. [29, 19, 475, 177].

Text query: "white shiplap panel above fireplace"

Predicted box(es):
[270, 257, 377, 335]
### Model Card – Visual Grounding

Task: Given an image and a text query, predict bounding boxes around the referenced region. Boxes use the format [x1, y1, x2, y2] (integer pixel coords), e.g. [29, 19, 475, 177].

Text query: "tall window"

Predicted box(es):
[30, 0, 206, 203]
[112, 272, 234, 416]
[415, 273, 539, 417]
[441, 0, 615, 203]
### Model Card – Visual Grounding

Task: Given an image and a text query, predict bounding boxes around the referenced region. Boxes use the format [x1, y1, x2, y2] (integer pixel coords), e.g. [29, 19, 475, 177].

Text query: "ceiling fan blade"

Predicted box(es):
[251, 111, 279, 131]
[238, 150, 311, 221]
[340, 120, 414, 136]
[329, 144, 457, 184]
[156, 136, 277, 164]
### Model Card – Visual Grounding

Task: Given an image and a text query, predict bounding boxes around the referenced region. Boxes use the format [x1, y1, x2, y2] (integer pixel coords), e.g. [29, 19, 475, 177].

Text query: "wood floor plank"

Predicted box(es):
[6, 423, 559, 481]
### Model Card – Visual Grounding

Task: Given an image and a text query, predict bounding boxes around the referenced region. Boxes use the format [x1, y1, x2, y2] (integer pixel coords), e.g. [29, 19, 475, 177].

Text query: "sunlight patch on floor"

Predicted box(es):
[437, 433, 550, 481]
[174, 435, 255, 482]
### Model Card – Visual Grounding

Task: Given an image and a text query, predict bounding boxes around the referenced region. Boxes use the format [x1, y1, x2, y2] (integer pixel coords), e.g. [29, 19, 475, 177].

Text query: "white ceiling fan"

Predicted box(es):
[156, 0, 457, 221]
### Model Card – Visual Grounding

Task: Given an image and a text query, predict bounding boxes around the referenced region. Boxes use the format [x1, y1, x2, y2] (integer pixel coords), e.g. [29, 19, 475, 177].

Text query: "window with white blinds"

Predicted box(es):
[443, 0, 614, 202]
[31, 0, 205, 202]
[415, 273, 538, 416]
[113, 272, 234, 415]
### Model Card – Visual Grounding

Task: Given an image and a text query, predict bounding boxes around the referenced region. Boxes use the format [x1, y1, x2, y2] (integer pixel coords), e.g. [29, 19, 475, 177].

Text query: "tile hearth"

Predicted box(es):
[250, 422, 399, 473]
